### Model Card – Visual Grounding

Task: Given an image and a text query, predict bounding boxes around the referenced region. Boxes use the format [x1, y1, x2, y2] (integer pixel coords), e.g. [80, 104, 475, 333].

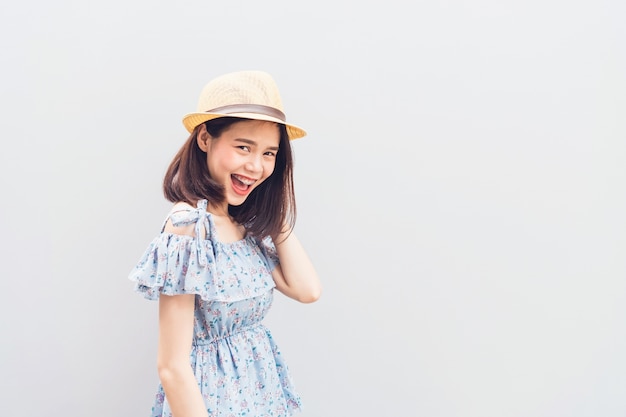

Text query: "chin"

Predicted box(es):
[227, 194, 249, 207]
[227, 186, 257, 207]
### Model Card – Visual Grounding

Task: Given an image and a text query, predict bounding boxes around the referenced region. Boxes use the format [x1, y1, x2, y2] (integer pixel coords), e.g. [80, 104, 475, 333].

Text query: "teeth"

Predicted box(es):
[233, 174, 256, 185]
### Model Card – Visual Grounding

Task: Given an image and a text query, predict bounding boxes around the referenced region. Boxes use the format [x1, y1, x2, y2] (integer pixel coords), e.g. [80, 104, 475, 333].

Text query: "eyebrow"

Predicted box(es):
[234, 138, 279, 151]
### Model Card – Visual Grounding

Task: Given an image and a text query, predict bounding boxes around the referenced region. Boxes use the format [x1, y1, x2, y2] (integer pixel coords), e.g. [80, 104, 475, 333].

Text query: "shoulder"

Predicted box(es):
[163, 201, 200, 237]
[171, 201, 195, 212]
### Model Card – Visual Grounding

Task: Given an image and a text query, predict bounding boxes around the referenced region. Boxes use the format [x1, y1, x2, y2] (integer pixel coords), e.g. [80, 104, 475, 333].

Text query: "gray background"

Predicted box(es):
[1, 0, 625, 416]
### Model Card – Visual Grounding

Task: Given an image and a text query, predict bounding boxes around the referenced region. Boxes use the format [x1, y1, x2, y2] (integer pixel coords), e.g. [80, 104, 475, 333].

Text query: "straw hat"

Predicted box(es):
[182, 70, 307, 140]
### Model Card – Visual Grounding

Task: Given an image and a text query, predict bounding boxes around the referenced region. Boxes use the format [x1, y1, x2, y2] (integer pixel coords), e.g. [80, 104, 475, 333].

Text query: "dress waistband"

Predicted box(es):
[193, 323, 264, 346]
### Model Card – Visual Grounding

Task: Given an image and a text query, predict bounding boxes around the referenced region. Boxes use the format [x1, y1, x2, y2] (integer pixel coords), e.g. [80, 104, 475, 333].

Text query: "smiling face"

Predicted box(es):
[197, 119, 281, 212]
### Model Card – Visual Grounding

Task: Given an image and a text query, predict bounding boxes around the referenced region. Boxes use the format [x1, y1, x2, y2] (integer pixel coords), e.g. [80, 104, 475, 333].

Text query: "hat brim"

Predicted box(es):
[182, 112, 307, 140]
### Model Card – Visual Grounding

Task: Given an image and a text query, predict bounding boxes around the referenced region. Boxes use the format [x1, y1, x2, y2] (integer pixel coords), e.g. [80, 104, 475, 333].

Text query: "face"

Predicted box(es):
[197, 119, 280, 208]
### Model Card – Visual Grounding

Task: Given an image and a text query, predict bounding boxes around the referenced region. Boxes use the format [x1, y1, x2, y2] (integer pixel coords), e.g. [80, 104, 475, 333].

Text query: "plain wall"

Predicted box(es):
[1, 0, 625, 416]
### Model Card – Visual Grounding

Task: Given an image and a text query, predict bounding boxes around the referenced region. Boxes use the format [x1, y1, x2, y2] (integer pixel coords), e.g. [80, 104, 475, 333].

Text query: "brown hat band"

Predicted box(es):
[206, 104, 286, 122]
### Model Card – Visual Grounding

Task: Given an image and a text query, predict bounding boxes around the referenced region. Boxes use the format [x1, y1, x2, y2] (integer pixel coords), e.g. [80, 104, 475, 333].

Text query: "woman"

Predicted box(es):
[129, 70, 321, 417]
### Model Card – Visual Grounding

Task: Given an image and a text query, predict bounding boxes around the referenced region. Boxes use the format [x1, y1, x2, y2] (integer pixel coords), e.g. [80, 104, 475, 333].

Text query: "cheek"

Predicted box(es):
[263, 160, 277, 178]
[209, 152, 237, 174]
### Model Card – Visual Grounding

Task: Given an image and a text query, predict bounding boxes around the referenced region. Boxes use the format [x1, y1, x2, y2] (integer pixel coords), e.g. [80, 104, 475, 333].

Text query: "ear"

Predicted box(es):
[196, 124, 211, 152]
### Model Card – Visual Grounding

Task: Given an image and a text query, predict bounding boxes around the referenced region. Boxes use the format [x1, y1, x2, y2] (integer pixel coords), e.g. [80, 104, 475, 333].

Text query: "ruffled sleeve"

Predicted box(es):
[128, 232, 219, 301]
[129, 200, 277, 302]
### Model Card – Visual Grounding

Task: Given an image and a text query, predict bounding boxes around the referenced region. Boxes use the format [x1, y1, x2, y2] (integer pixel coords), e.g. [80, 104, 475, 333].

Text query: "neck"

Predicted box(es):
[207, 202, 230, 218]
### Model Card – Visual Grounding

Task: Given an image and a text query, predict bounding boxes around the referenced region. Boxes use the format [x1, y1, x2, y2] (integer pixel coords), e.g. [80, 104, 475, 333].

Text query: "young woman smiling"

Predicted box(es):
[129, 70, 321, 417]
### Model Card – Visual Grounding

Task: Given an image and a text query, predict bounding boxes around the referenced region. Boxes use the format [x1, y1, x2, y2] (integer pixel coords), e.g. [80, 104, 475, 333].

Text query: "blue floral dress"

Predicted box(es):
[129, 199, 302, 417]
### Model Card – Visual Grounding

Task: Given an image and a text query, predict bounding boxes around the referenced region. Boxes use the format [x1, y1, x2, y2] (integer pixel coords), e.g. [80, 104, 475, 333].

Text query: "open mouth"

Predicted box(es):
[231, 174, 256, 195]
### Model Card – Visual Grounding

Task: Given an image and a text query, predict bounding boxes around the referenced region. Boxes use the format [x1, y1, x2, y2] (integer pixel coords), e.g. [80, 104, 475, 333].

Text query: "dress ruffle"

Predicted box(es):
[128, 200, 277, 302]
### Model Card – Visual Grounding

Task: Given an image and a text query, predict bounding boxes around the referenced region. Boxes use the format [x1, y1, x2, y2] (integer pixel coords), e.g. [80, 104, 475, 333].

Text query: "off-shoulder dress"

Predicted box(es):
[129, 199, 302, 417]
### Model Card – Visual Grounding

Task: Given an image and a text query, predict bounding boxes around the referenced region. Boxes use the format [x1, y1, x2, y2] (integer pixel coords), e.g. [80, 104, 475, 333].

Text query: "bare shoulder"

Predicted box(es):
[162, 201, 197, 237]
[171, 201, 195, 212]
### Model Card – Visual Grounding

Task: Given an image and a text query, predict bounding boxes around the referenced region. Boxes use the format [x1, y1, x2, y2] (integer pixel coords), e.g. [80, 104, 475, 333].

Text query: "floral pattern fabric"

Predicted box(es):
[129, 199, 302, 416]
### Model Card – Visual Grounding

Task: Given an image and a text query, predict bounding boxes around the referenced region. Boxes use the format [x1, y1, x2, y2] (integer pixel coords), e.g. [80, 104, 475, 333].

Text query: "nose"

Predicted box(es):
[244, 154, 262, 173]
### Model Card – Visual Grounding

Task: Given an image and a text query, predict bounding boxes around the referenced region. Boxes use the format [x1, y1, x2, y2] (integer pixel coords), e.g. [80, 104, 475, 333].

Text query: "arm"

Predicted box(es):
[156, 211, 208, 417]
[157, 294, 208, 417]
[271, 230, 322, 303]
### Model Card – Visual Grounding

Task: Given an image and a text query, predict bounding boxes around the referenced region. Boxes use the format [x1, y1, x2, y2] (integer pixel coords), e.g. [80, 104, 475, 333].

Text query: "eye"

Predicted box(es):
[237, 146, 250, 152]
[264, 150, 277, 157]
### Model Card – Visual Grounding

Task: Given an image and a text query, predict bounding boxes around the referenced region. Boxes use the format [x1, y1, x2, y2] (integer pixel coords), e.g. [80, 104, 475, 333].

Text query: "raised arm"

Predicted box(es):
[271, 230, 322, 303]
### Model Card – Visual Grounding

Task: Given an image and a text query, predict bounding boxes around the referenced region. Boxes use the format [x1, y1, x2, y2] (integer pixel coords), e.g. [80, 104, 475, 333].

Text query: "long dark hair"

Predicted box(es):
[163, 117, 296, 238]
